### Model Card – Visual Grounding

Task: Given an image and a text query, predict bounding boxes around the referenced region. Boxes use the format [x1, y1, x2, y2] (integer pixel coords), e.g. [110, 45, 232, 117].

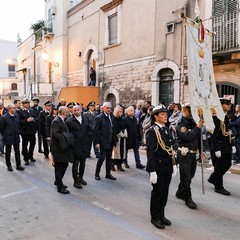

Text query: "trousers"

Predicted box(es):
[5, 144, 21, 167]
[21, 134, 36, 161]
[95, 148, 112, 175]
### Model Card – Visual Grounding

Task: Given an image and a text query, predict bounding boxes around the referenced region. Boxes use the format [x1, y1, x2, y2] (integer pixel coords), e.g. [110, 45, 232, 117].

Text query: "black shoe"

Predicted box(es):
[160, 217, 171, 226]
[30, 158, 36, 162]
[117, 164, 125, 172]
[79, 178, 87, 185]
[95, 155, 100, 158]
[74, 181, 82, 189]
[151, 219, 165, 229]
[215, 188, 231, 196]
[38, 150, 43, 153]
[124, 162, 130, 168]
[185, 198, 198, 209]
[105, 174, 116, 180]
[54, 181, 67, 189]
[7, 166, 13, 171]
[58, 188, 70, 194]
[44, 155, 49, 159]
[25, 160, 29, 165]
[136, 164, 146, 169]
[95, 175, 100, 180]
[208, 177, 215, 185]
[175, 190, 185, 200]
[16, 166, 25, 171]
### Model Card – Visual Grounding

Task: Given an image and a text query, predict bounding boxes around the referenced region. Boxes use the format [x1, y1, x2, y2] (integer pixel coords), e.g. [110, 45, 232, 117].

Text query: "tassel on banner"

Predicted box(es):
[195, 16, 205, 43]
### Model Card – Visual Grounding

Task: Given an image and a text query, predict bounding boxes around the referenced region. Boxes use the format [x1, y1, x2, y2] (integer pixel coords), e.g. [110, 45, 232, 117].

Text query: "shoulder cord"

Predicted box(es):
[220, 121, 231, 143]
[153, 126, 176, 165]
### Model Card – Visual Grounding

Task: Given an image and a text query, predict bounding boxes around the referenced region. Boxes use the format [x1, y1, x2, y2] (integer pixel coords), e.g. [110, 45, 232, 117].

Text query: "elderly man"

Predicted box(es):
[51, 106, 73, 194]
[123, 106, 145, 169]
[0, 104, 24, 171]
[57, 98, 67, 108]
[67, 105, 89, 189]
[94, 102, 116, 180]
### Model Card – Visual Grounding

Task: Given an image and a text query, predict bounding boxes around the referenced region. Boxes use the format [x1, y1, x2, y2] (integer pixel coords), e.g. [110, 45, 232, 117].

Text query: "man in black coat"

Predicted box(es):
[39, 100, 52, 158]
[94, 102, 116, 180]
[208, 98, 235, 195]
[51, 106, 74, 194]
[1, 104, 24, 171]
[67, 105, 89, 189]
[31, 97, 43, 153]
[83, 101, 100, 158]
[18, 98, 37, 165]
[0, 100, 8, 155]
[123, 106, 145, 169]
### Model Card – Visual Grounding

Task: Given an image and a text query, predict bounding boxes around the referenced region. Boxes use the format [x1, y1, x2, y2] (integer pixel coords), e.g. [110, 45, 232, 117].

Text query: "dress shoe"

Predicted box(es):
[124, 162, 130, 168]
[54, 181, 67, 189]
[95, 155, 100, 158]
[160, 217, 171, 226]
[136, 164, 146, 169]
[105, 174, 116, 180]
[215, 188, 231, 196]
[79, 178, 87, 185]
[185, 198, 198, 209]
[44, 155, 49, 159]
[111, 164, 116, 171]
[58, 188, 70, 194]
[95, 175, 101, 180]
[208, 177, 215, 185]
[38, 150, 43, 153]
[25, 160, 29, 165]
[151, 219, 165, 229]
[16, 166, 25, 171]
[7, 166, 13, 171]
[175, 190, 185, 200]
[74, 181, 82, 189]
[30, 158, 36, 162]
[117, 164, 125, 172]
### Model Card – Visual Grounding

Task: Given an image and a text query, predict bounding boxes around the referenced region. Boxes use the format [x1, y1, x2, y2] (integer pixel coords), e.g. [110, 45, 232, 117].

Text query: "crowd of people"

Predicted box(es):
[0, 97, 239, 230]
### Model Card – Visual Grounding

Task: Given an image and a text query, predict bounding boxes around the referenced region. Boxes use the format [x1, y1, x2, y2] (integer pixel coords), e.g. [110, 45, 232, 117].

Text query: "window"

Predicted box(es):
[212, 0, 238, 51]
[48, 8, 53, 32]
[11, 83, 17, 91]
[8, 64, 16, 78]
[166, 22, 174, 34]
[108, 13, 118, 45]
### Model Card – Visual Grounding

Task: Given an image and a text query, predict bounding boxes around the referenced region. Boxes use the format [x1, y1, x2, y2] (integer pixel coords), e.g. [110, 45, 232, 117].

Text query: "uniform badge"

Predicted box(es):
[180, 127, 186, 132]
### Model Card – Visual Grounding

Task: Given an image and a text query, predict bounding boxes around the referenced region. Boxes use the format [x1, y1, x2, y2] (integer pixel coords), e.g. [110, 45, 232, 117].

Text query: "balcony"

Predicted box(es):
[44, 20, 54, 39]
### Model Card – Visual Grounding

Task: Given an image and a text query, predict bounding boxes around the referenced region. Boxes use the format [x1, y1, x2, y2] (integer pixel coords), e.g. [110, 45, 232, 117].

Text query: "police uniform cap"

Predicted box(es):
[32, 97, 40, 102]
[44, 100, 53, 106]
[219, 98, 231, 105]
[151, 105, 167, 116]
[88, 101, 96, 106]
[182, 103, 191, 111]
[21, 98, 30, 104]
[52, 105, 58, 110]
[67, 102, 76, 108]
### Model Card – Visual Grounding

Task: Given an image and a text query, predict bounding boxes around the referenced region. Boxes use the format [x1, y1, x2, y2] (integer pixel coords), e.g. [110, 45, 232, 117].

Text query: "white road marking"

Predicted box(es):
[0, 187, 38, 199]
[92, 201, 122, 215]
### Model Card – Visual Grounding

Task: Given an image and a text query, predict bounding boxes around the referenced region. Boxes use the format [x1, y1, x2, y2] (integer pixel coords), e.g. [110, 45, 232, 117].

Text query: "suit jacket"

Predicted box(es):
[94, 112, 116, 150]
[1, 113, 20, 145]
[83, 110, 98, 136]
[123, 115, 139, 149]
[66, 114, 89, 159]
[18, 108, 37, 135]
[39, 110, 49, 134]
[45, 115, 55, 138]
[31, 105, 43, 124]
[146, 124, 173, 174]
[50, 116, 74, 163]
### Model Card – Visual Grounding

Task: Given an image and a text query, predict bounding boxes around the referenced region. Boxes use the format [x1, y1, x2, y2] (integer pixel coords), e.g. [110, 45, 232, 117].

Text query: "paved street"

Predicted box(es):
[0, 150, 239, 240]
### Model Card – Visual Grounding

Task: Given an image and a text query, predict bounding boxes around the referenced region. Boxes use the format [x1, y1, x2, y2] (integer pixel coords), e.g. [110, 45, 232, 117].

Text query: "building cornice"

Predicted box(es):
[100, 0, 123, 12]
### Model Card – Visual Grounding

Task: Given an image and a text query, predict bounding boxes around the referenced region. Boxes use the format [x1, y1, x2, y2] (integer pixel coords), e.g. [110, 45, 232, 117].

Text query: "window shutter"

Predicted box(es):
[108, 13, 118, 45]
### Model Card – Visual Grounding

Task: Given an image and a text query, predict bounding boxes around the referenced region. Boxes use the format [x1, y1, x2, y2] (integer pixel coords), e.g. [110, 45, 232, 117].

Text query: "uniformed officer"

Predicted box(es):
[83, 101, 100, 158]
[175, 104, 204, 209]
[39, 100, 52, 158]
[208, 98, 235, 195]
[18, 98, 37, 165]
[146, 105, 177, 229]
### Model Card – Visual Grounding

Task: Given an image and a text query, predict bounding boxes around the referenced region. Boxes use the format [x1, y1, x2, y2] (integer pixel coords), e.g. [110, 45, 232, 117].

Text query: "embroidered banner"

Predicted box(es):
[186, 20, 225, 133]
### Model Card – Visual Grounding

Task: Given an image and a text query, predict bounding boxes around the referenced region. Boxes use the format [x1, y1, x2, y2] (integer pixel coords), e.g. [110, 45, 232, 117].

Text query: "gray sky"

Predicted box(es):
[0, 0, 45, 42]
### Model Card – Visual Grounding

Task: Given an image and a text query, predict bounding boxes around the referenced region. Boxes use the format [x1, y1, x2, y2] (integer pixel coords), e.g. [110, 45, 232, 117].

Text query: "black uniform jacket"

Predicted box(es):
[212, 115, 232, 154]
[50, 116, 74, 163]
[94, 112, 116, 150]
[31, 105, 43, 124]
[146, 124, 173, 175]
[45, 115, 55, 138]
[83, 110, 98, 136]
[18, 108, 37, 135]
[39, 110, 49, 134]
[176, 117, 201, 150]
[66, 115, 89, 159]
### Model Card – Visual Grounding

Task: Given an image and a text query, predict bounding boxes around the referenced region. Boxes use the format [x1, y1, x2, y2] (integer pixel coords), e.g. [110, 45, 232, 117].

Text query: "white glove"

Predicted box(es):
[215, 151, 221, 158]
[172, 165, 178, 177]
[150, 172, 158, 184]
[232, 146, 236, 154]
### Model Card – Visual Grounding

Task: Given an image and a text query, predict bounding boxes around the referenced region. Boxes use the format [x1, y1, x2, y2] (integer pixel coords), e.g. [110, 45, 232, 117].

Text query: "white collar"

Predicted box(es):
[155, 122, 165, 128]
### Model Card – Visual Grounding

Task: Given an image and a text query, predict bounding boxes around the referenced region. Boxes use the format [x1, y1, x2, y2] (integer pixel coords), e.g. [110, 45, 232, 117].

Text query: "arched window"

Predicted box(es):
[106, 93, 116, 109]
[11, 83, 17, 91]
[159, 68, 174, 106]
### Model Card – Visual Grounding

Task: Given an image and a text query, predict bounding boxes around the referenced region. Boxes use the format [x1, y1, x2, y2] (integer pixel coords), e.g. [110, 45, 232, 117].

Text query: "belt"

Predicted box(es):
[188, 150, 198, 154]
[178, 147, 197, 155]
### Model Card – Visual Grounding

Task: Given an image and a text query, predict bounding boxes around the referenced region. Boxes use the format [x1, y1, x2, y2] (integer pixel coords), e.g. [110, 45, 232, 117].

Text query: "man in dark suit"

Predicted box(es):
[123, 106, 145, 169]
[83, 101, 100, 158]
[0, 100, 8, 155]
[51, 106, 74, 194]
[31, 97, 43, 153]
[0, 104, 24, 171]
[67, 105, 89, 189]
[39, 100, 52, 158]
[18, 98, 37, 165]
[94, 102, 116, 180]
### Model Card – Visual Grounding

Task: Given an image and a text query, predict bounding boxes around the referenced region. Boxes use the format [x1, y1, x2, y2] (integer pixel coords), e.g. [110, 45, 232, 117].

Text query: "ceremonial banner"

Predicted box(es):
[186, 20, 225, 133]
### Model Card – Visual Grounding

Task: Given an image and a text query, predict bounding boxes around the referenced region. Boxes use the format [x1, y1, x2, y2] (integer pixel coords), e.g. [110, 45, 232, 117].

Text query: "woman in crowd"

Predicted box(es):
[141, 106, 153, 149]
[111, 106, 127, 171]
